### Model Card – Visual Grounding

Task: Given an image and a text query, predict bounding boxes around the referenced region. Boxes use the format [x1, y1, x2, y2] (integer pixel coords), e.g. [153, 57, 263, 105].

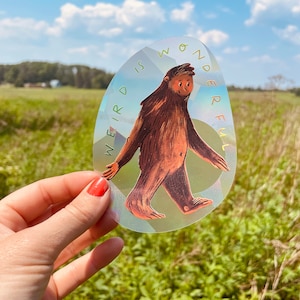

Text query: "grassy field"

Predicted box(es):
[1, 87, 299, 299]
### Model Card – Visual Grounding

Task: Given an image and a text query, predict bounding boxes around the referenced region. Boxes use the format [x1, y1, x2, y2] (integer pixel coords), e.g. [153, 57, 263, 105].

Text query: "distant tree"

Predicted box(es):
[92, 72, 113, 89]
[266, 74, 294, 90]
[14, 73, 25, 87]
[56, 65, 75, 86]
[0, 65, 6, 83]
[81, 66, 92, 89]
[291, 87, 300, 97]
[75, 67, 84, 88]
[4, 66, 19, 84]
[0, 61, 113, 89]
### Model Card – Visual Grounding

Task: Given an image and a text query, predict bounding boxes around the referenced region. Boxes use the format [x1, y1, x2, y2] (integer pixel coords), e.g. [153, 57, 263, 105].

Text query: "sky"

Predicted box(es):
[0, 0, 299, 88]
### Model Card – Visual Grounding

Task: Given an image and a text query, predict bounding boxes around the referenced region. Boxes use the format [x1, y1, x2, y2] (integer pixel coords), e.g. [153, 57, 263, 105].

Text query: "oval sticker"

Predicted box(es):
[93, 36, 236, 233]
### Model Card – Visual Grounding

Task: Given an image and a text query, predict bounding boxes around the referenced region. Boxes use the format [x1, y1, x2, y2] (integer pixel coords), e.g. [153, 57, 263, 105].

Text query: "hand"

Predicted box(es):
[210, 152, 230, 171]
[0, 171, 124, 300]
[103, 162, 119, 179]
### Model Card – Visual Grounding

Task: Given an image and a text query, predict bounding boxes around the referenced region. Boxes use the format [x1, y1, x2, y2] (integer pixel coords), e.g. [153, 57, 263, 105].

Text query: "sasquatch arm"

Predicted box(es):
[103, 116, 146, 179]
[116, 117, 145, 168]
[187, 117, 229, 171]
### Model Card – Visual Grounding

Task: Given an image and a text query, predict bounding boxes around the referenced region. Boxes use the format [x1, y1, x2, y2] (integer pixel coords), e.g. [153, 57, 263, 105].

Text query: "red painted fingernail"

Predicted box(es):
[87, 177, 109, 196]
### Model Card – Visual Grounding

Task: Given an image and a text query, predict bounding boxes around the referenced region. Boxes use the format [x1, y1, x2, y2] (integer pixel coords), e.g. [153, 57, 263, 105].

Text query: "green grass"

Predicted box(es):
[0, 87, 104, 196]
[1, 88, 299, 299]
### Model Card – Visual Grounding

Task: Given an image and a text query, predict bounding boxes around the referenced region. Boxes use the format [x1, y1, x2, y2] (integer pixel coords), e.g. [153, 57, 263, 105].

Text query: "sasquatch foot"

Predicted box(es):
[125, 200, 166, 220]
[181, 197, 213, 215]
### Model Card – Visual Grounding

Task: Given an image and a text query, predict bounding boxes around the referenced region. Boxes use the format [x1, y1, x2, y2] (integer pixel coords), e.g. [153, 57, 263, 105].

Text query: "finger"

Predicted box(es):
[0, 171, 99, 231]
[28, 200, 73, 227]
[50, 237, 124, 299]
[31, 177, 112, 257]
[105, 174, 113, 180]
[103, 172, 113, 180]
[53, 208, 119, 269]
[102, 170, 110, 178]
[216, 158, 229, 171]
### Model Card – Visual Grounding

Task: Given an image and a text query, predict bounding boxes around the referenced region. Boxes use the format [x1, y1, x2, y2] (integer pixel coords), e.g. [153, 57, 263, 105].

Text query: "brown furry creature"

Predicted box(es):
[103, 63, 229, 220]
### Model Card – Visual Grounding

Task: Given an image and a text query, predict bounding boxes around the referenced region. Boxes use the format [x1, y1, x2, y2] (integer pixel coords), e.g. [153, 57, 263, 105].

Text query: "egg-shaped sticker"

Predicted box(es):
[93, 36, 236, 233]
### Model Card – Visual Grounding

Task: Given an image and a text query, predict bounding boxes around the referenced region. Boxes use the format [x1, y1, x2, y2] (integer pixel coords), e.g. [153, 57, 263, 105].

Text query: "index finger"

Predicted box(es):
[0, 171, 99, 231]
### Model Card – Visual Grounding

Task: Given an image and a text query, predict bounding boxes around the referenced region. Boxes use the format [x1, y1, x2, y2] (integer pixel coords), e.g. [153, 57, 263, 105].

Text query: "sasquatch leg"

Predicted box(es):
[125, 165, 167, 220]
[162, 164, 213, 214]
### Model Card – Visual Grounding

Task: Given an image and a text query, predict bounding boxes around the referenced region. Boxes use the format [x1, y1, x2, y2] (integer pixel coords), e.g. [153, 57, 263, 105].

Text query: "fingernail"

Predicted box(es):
[87, 177, 109, 196]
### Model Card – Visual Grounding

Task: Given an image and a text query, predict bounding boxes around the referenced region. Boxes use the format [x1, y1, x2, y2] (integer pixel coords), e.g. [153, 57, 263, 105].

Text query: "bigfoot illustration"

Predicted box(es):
[103, 63, 229, 220]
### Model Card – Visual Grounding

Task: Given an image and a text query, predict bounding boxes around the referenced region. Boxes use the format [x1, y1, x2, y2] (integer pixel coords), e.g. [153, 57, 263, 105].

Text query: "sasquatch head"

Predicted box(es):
[163, 63, 195, 97]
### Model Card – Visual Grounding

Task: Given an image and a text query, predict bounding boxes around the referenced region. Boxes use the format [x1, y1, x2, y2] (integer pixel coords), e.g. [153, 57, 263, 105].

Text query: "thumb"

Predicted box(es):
[34, 177, 112, 258]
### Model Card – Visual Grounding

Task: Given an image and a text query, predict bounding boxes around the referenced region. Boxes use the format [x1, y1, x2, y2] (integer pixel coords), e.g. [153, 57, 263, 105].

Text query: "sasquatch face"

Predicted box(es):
[169, 74, 194, 96]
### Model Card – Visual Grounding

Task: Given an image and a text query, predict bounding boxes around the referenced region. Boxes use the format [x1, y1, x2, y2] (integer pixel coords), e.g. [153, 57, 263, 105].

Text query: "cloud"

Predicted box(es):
[217, 6, 233, 14]
[245, 0, 300, 26]
[250, 54, 276, 63]
[97, 39, 151, 59]
[116, 0, 165, 29]
[203, 13, 217, 19]
[48, 0, 165, 37]
[92, 38, 154, 71]
[292, 4, 300, 13]
[223, 47, 239, 54]
[273, 25, 300, 45]
[170, 1, 194, 22]
[294, 54, 300, 62]
[98, 27, 123, 37]
[192, 29, 229, 47]
[67, 47, 90, 54]
[223, 46, 250, 54]
[0, 1, 167, 41]
[0, 17, 48, 39]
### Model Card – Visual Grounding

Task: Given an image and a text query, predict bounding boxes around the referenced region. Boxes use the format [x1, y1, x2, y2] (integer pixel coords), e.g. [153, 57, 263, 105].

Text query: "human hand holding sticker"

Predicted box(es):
[0, 171, 123, 299]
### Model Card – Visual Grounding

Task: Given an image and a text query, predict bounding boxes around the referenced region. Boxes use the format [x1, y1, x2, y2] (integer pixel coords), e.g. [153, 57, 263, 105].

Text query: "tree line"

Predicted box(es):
[0, 61, 114, 89]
